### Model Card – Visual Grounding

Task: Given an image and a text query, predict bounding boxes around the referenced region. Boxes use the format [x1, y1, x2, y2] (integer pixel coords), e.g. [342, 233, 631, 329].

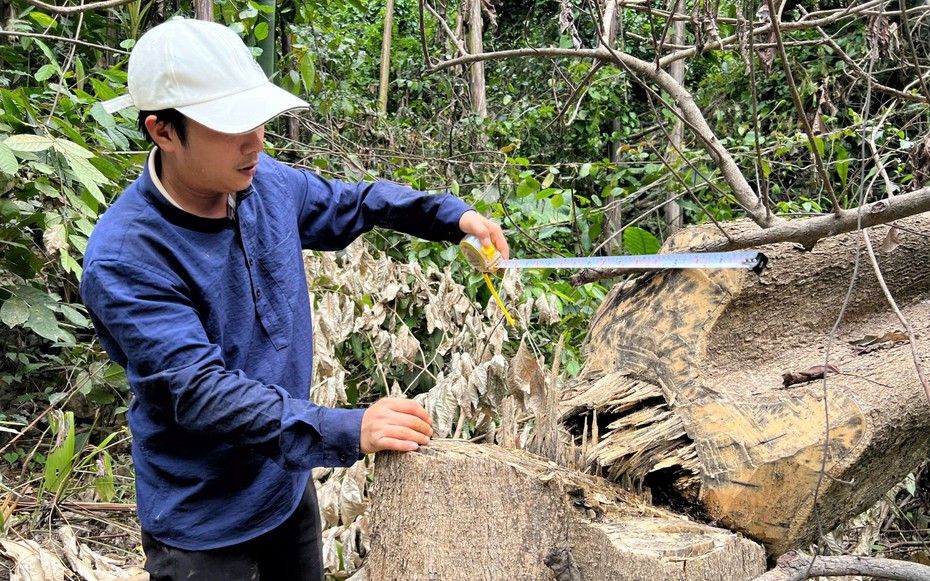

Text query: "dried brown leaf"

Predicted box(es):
[880, 226, 901, 254]
[339, 462, 369, 524]
[782, 364, 839, 387]
[866, 13, 892, 59]
[1, 538, 66, 581]
[508, 338, 546, 414]
[416, 373, 458, 438]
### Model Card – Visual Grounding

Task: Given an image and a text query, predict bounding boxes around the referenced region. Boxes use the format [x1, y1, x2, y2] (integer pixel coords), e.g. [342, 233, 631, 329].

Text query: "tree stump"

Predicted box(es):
[562, 215, 930, 555]
[367, 440, 766, 580]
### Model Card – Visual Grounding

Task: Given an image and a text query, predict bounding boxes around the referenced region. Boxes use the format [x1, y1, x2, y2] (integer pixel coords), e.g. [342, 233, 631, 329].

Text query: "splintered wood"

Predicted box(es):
[561, 216, 930, 556]
[367, 440, 765, 581]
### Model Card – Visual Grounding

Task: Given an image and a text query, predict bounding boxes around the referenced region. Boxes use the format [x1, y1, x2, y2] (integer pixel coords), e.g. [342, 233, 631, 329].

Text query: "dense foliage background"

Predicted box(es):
[1, 0, 929, 576]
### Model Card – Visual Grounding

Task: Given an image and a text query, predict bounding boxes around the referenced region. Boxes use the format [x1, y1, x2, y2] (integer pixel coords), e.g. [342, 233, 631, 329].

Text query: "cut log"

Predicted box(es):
[367, 439, 766, 580]
[562, 215, 930, 556]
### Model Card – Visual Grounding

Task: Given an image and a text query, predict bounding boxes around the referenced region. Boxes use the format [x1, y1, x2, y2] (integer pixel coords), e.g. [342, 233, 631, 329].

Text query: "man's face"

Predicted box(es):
[165, 118, 265, 199]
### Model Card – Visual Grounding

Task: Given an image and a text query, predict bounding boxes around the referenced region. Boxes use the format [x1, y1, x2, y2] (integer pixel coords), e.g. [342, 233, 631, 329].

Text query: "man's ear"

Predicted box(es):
[144, 115, 181, 152]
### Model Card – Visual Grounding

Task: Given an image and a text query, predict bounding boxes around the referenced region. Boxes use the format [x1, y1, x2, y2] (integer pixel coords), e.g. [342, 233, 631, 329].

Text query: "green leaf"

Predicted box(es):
[28, 303, 66, 342]
[578, 163, 591, 178]
[60, 248, 82, 280]
[52, 139, 94, 159]
[29, 11, 57, 28]
[33, 39, 58, 65]
[760, 158, 771, 179]
[1, 297, 29, 327]
[516, 176, 540, 198]
[623, 227, 661, 255]
[90, 102, 116, 129]
[35, 63, 58, 82]
[94, 451, 115, 502]
[44, 411, 75, 495]
[0, 143, 19, 176]
[4, 134, 57, 152]
[254, 22, 269, 41]
[59, 150, 109, 203]
[299, 53, 316, 95]
[835, 145, 849, 187]
[59, 304, 89, 327]
[74, 56, 85, 92]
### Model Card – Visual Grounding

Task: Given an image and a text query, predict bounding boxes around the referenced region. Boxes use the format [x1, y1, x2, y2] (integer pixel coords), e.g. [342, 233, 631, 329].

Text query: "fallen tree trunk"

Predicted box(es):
[367, 439, 766, 580]
[561, 215, 930, 556]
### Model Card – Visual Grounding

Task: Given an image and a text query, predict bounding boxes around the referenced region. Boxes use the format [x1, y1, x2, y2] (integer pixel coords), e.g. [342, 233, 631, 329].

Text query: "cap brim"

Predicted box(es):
[176, 83, 309, 134]
[101, 94, 136, 114]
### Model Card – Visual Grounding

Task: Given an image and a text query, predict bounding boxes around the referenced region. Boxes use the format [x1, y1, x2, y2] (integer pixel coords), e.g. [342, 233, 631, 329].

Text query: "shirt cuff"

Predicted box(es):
[279, 401, 366, 470]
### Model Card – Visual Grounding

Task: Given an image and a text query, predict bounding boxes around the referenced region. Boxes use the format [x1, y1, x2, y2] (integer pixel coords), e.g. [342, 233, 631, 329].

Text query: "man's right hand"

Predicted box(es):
[359, 398, 433, 454]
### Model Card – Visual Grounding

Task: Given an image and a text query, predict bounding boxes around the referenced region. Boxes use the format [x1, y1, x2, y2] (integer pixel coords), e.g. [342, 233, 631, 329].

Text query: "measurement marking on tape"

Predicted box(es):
[459, 236, 768, 275]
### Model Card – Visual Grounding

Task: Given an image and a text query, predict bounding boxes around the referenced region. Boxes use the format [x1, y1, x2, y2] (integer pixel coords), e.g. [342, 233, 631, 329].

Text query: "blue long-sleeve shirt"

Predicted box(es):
[80, 151, 471, 550]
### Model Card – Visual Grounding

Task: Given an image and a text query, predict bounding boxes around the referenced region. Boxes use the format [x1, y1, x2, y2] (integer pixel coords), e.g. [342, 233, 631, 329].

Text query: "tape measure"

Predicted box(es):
[459, 235, 768, 275]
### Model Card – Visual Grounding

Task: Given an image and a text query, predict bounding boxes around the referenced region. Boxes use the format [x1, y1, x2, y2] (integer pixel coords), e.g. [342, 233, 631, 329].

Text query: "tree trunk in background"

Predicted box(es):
[367, 440, 766, 580]
[665, 0, 685, 235]
[193, 0, 212, 20]
[467, 0, 487, 117]
[562, 214, 930, 556]
[603, 2, 624, 254]
[604, 118, 624, 254]
[255, 0, 276, 77]
[378, 0, 395, 114]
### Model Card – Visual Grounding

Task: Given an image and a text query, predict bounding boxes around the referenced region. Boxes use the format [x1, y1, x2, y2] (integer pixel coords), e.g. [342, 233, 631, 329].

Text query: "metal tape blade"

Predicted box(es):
[498, 252, 767, 274]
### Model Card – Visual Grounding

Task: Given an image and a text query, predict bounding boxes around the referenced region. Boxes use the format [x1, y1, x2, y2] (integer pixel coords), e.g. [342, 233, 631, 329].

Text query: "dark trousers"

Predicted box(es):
[142, 481, 323, 581]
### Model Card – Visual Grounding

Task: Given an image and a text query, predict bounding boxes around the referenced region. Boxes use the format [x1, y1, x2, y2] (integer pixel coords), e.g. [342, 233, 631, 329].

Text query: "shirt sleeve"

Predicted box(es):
[272, 160, 474, 250]
[80, 258, 364, 471]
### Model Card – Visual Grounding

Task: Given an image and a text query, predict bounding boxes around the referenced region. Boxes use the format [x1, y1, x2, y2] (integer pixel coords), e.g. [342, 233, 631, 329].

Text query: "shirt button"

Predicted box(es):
[339, 453, 348, 463]
[256, 288, 262, 298]
[249, 258, 254, 266]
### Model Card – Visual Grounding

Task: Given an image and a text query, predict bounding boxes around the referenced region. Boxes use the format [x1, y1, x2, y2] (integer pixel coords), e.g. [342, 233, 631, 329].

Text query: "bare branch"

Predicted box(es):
[657, 0, 890, 67]
[19, 0, 136, 14]
[765, 0, 841, 213]
[862, 229, 930, 404]
[695, 187, 930, 251]
[753, 551, 930, 581]
[431, 45, 777, 229]
[810, 26, 930, 104]
[0, 30, 129, 54]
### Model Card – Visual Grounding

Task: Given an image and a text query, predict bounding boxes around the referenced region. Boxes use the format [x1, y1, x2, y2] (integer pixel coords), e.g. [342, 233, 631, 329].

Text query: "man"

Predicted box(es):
[81, 17, 508, 581]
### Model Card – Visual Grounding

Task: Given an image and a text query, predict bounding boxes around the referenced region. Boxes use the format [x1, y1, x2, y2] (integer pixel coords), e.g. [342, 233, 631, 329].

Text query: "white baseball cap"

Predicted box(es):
[101, 18, 309, 134]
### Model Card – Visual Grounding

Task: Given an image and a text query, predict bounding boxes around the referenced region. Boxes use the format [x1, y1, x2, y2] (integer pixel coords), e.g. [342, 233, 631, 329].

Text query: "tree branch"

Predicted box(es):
[0, 30, 129, 54]
[696, 187, 930, 250]
[429, 45, 778, 230]
[752, 551, 930, 581]
[569, 187, 930, 285]
[20, 0, 137, 14]
[765, 0, 841, 213]
[656, 0, 890, 68]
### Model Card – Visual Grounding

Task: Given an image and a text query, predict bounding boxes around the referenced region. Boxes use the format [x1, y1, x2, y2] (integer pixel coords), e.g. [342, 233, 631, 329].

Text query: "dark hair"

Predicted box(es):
[138, 109, 188, 145]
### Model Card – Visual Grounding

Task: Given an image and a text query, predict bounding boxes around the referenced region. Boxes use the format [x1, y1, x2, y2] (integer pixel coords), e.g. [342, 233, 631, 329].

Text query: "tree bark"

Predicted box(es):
[378, 0, 395, 114]
[367, 440, 766, 580]
[753, 551, 930, 581]
[467, 0, 487, 117]
[562, 214, 930, 556]
[665, 0, 685, 235]
[193, 0, 212, 21]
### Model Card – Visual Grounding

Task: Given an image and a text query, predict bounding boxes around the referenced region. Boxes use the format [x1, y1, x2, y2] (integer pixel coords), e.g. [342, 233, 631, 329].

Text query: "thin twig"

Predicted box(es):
[765, 0, 840, 213]
[20, 0, 136, 14]
[0, 30, 129, 54]
[862, 229, 930, 404]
